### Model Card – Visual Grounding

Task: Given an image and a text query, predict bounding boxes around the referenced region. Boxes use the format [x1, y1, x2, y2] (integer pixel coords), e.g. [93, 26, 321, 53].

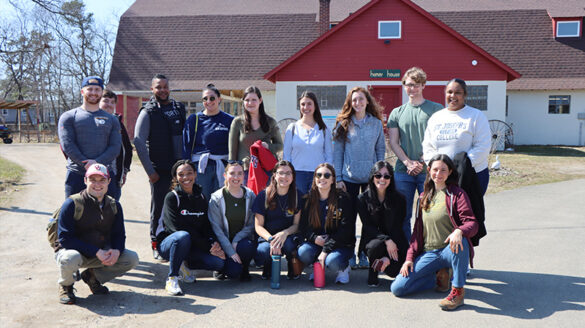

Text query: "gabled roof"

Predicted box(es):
[265, 0, 520, 82]
[108, 13, 320, 91]
[413, 0, 585, 17]
[432, 10, 585, 90]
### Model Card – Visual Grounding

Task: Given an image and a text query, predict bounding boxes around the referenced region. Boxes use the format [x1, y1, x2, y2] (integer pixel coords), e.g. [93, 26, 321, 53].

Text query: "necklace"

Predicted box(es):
[278, 195, 288, 213]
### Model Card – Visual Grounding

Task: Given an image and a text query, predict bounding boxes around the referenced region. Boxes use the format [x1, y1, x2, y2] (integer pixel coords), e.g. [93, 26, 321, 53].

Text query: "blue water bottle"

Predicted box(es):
[271, 254, 281, 289]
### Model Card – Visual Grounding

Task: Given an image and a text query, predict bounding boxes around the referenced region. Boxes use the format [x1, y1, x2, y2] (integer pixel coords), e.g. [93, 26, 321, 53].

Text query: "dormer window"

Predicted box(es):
[378, 21, 401, 39]
[556, 20, 580, 37]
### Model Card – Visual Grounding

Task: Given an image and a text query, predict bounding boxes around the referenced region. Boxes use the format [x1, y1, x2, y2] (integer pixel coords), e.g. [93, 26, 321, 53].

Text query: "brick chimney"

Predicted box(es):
[319, 0, 331, 35]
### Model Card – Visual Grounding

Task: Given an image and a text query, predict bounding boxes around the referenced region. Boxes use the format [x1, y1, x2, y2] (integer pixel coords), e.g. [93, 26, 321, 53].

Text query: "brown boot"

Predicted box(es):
[81, 268, 109, 294]
[59, 284, 76, 304]
[439, 287, 465, 311]
[435, 268, 451, 292]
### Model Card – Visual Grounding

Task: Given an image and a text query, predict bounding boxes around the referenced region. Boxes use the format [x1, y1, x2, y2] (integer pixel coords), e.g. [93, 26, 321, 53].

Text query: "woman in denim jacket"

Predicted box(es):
[333, 87, 386, 269]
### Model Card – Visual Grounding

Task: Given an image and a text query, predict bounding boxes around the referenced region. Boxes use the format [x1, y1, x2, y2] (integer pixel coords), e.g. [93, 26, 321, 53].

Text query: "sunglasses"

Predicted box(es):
[227, 160, 243, 165]
[202, 96, 216, 102]
[315, 172, 332, 179]
[374, 173, 392, 180]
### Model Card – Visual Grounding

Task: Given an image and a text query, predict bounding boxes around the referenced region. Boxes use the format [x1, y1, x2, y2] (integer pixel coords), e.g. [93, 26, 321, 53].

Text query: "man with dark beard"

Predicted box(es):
[58, 76, 122, 199]
[134, 74, 185, 259]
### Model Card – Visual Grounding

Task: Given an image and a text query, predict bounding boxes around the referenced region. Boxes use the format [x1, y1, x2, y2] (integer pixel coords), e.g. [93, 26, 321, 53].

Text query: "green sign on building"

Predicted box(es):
[369, 69, 401, 78]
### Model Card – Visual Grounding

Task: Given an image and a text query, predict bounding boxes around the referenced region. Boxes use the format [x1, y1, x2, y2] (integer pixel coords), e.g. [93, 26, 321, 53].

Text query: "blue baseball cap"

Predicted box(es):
[81, 76, 104, 89]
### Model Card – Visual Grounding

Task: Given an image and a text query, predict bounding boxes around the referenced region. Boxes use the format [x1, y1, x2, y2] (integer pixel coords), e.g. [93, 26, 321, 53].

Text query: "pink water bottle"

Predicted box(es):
[313, 262, 325, 288]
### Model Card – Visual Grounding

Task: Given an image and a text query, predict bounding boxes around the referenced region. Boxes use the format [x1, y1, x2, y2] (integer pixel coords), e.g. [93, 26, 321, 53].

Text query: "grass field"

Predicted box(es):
[0, 155, 25, 205]
[487, 145, 585, 193]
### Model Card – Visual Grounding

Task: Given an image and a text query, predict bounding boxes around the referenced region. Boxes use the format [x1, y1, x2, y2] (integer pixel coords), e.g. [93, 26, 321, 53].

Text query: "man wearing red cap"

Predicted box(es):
[55, 163, 138, 305]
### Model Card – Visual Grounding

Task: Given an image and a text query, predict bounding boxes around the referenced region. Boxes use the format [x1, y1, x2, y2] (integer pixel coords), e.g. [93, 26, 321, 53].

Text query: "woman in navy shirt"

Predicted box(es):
[252, 160, 303, 280]
[183, 83, 234, 200]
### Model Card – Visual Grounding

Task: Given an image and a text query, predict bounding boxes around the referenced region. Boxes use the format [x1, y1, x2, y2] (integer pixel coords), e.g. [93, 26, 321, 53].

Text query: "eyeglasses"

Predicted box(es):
[374, 173, 392, 180]
[276, 171, 293, 177]
[227, 160, 243, 165]
[202, 96, 216, 102]
[404, 83, 422, 88]
[315, 172, 332, 179]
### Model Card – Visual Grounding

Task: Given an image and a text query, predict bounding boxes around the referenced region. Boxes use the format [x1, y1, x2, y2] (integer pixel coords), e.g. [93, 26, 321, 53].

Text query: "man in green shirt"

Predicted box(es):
[387, 67, 443, 240]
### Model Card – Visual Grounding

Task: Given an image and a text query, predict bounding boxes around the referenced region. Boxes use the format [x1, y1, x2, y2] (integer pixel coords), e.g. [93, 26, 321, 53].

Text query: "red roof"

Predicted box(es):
[265, 0, 520, 82]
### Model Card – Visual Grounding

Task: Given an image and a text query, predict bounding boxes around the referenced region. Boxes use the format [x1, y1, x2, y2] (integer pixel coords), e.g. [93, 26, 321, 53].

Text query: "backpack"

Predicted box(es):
[47, 194, 117, 251]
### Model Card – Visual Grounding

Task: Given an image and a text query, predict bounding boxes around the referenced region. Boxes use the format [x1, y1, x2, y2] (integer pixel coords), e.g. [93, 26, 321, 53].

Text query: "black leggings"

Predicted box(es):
[365, 238, 406, 278]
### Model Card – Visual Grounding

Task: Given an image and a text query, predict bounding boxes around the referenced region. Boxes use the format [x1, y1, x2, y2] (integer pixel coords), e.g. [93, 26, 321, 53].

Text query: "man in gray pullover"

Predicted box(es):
[58, 76, 121, 199]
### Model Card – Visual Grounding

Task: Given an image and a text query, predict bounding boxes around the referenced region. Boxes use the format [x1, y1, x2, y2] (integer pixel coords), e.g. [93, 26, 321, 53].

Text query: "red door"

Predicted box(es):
[369, 86, 402, 136]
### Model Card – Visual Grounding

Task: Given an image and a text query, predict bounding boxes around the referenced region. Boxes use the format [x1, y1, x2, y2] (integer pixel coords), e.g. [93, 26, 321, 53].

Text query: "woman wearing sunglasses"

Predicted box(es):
[229, 86, 283, 184]
[356, 161, 408, 287]
[183, 83, 234, 200]
[252, 160, 303, 280]
[298, 163, 355, 284]
[283, 91, 333, 195]
[208, 161, 257, 281]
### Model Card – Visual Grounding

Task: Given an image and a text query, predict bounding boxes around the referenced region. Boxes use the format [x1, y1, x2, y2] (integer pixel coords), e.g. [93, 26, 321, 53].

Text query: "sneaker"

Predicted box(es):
[439, 287, 465, 311]
[367, 268, 379, 287]
[349, 254, 358, 269]
[81, 268, 109, 294]
[179, 261, 196, 283]
[213, 271, 226, 280]
[165, 276, 183, 296]
[358, 251, 370, 269]
[335, 265, 350, 284]
[435, 268, 452, 293]
[59, 284, 76, 304]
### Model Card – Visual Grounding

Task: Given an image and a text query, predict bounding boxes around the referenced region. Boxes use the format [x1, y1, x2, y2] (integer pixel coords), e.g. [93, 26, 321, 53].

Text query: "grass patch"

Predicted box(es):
[0, 155, 25, 205]
[488, 146, 585, 194]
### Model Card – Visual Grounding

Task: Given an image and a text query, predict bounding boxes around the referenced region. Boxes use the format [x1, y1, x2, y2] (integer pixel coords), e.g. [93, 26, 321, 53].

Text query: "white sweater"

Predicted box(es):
[422, 105, 491, 172]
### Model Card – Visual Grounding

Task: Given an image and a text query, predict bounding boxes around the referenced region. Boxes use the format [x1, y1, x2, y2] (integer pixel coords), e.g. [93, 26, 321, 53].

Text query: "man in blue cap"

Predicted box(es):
[58, 76, 122, 199]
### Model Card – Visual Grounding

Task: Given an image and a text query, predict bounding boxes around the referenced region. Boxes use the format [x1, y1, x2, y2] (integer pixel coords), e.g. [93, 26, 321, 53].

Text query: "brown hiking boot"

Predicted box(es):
[439, 287, 465, 311]
[81, 268, 109, 294]
[435, 268, 452, 292]
[59, 284, 76, 304]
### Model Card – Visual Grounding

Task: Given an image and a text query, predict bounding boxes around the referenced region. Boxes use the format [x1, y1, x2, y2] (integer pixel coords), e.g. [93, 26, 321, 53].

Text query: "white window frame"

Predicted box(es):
[556, 21, 580, 37]
[378, 21, 402, 39]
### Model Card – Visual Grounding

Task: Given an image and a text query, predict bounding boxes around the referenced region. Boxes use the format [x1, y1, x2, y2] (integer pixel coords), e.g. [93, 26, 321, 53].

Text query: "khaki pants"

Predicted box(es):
[55, 248, 139, 286]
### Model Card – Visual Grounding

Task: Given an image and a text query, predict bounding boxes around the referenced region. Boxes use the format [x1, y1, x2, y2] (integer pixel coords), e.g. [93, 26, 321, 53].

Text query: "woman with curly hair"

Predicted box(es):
[333, 87, 386, 269]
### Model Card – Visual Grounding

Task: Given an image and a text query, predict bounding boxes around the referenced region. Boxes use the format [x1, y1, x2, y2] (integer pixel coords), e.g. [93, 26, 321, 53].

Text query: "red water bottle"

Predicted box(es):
[313, 262, 325, 288]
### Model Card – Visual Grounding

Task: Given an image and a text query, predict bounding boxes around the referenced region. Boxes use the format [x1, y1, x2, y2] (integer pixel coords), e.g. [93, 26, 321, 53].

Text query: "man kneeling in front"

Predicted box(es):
[55, 163, 138, 304]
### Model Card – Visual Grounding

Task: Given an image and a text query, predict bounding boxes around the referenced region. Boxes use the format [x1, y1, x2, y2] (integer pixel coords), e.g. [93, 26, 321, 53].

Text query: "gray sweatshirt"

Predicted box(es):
[58, 107, 121, 175]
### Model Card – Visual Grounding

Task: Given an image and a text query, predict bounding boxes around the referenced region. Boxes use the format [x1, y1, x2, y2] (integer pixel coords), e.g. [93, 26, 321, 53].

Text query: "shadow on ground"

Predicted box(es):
[464, 269, 584, 319]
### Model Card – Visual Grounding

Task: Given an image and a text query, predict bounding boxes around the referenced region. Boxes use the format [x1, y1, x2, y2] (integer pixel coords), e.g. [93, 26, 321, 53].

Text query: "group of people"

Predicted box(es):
[54, 67, 490, 311]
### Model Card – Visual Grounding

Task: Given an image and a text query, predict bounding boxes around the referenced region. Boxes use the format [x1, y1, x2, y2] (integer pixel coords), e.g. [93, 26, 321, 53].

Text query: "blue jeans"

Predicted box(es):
[391, 238, 470, 297]
[297, 242, 353, 272]
[64, 170, 120, 201]
[158, 231, 191, 277]
[158, 231, 225, 277]
[476, 168, 490, 196]
[195, 160, 219, 201]
[295, 171, 314, 196]
[394, 171, 426, 241]
[255, 236, 297, 266]
[220, 238, 256, 279]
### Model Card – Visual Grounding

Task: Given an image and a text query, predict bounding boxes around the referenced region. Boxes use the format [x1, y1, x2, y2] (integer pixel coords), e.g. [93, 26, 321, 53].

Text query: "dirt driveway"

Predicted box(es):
[1, 144, 583, 327]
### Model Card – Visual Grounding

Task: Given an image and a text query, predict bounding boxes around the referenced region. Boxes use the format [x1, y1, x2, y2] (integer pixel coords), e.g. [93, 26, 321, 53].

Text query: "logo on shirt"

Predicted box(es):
[180, 210, 205, 216]
[215, 125, 229, 132]
[94, 116, 108, 125]
[250, 155, 258, 168]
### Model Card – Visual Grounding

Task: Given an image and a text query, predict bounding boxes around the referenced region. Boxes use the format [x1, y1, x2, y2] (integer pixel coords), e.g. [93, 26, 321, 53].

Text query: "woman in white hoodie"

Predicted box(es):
[208, 161, 257, 281]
